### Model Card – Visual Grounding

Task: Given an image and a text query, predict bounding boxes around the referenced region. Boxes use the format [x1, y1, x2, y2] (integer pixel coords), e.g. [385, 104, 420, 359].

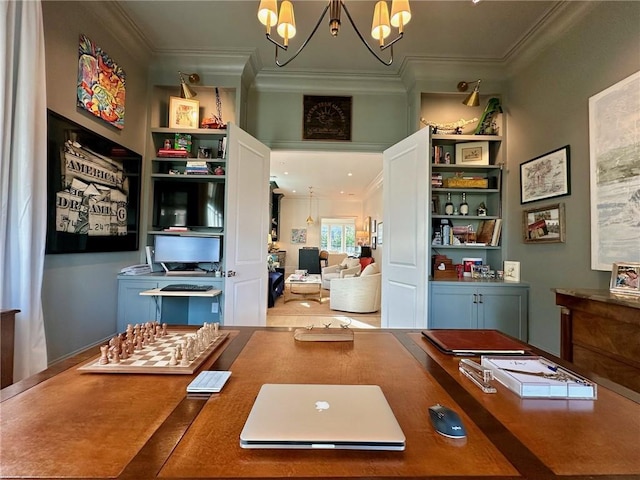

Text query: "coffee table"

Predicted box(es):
[284, 274, 322, 303]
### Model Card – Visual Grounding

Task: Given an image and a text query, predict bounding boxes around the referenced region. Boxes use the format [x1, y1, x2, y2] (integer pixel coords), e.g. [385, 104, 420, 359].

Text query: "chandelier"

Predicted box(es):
[257, 0, 411, 67]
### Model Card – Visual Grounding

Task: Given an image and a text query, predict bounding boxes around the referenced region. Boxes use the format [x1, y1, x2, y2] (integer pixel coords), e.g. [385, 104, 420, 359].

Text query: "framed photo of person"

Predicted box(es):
[609, 262, 640, 295]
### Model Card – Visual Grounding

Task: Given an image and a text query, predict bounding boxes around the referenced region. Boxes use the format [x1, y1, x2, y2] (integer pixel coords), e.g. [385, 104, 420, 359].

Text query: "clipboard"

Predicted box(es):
[422, 329, 530, 356]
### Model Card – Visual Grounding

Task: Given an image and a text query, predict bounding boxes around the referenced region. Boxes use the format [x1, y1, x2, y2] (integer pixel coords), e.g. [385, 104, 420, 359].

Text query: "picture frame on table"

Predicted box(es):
[169, 96, 199, 129]
[609, 262, 640, 295]
[455, 141, 489, 165]
[520, 145, 571, 204]
[503, 261, 521, 282]
[522, 203, 565, 243]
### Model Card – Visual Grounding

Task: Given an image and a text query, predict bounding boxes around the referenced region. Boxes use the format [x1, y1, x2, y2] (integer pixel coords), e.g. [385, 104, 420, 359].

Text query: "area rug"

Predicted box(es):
[267, 290, 380, 320]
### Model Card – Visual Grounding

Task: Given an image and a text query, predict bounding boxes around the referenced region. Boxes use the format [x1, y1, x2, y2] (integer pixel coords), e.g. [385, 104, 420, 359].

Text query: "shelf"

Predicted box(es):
[433, 188, 500, 194]
[432, 134, 502, 142]
[432, 164, 502, 170]
[433, 215, 499, 220]
[151, 127, 227, 136]
[148, 230, 224, 237]
[432, 245, 501, 250]
[151, 174, 226, 180]
[153, 157, 226, 163]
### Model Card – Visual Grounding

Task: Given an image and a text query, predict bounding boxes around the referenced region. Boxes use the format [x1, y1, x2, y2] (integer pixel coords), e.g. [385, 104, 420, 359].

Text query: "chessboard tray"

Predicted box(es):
[78, 330, 229, 375]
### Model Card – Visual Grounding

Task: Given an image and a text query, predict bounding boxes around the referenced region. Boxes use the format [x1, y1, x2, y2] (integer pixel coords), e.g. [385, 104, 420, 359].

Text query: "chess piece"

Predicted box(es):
[214, 322, 219, 338]
[111, 346, 120, 364]
[162, 323, 168, 336]
[99, 345, 109, 365]
[169, 348, 178, 366]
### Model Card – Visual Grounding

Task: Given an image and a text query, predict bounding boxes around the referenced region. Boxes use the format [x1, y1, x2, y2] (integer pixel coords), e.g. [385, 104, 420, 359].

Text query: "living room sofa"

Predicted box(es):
[329, 263, 381, 313]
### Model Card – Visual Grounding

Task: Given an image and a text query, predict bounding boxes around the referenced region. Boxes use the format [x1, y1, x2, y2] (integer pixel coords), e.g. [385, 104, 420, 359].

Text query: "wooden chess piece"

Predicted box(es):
[99, 345, 109, 365]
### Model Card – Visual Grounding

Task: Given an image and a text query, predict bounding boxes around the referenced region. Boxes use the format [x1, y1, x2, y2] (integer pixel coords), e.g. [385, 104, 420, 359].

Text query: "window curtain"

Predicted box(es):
[0, 1, 48, 381]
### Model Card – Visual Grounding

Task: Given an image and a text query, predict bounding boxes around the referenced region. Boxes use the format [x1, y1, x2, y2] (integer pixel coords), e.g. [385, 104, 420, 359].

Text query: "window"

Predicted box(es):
[320, 218, 357, 255]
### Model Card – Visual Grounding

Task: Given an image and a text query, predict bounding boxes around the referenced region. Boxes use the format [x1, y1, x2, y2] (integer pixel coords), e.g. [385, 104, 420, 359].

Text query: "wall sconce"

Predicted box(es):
[306, 186, 314, 225]
[457, 79, 481, 107]
[179, 71, 200, 99]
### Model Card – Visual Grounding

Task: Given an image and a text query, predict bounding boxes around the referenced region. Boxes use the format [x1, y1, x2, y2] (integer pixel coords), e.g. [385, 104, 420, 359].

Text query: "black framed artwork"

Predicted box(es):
[520, 145, 571, 204]
[46, 110, 141, 253]
[303, 95, 352, 141]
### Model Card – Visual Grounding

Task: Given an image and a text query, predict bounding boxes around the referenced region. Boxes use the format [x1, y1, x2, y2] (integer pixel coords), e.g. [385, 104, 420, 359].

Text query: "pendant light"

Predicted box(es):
[306, 187, 314, 225]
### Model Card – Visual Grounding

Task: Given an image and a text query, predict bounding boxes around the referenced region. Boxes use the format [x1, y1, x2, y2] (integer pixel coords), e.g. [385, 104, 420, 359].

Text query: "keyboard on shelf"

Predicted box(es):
[161, 284, 212, 292]
[187, 371, 232, 393]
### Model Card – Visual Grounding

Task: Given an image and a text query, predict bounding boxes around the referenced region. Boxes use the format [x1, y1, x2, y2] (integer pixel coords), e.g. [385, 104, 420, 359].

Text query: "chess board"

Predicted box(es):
[78, 330, 229, 374]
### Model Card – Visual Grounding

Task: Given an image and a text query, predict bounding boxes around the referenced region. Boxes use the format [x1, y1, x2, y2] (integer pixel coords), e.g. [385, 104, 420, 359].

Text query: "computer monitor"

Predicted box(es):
[154, 235, 221, 274]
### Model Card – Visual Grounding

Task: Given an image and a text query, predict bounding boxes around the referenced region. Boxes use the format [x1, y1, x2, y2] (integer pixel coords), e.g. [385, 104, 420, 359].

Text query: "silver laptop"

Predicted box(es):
[239, 384, 405, 450]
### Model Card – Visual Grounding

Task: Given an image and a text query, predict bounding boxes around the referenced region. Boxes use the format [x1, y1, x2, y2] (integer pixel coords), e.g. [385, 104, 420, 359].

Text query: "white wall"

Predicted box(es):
[505, 2, 640, 354]
[276, 196, 363, 273]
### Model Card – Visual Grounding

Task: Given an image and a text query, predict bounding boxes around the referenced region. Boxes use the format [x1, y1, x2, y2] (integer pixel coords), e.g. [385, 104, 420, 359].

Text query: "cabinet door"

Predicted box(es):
[429, 285, 477, 329]
[117, 280, 159, 331]
[477, 286, 528, 341]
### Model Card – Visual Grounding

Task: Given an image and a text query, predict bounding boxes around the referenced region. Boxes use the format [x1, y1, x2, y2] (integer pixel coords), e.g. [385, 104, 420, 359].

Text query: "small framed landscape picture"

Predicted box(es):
[169, 96, 199, 129]
[503, 261, 521, 282]
[520, 145, 570, 204]
[610, 262, 640, 295]
[455, 141, 489, 165]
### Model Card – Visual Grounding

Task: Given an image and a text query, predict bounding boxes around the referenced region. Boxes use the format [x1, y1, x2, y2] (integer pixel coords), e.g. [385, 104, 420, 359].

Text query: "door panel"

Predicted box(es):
[224, 123, 270, 326]
[382, 127, 431, 328]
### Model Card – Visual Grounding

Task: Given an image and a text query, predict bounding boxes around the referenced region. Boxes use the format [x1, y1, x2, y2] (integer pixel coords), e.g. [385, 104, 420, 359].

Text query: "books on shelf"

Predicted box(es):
[185, 160, 210, 175]
[476, 219, 502, 246]
[157, 148, 188, 158]
[481, 356, 597, 399]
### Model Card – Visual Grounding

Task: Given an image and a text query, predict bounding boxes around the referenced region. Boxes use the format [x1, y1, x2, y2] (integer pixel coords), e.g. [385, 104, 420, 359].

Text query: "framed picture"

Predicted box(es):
[589, 71, 640, 271]
[169, 96, 199, 129]
[377, 222, 383, 245]
[455, 141, 489, 165]
[46, 110, 141, 254]
[291, 228, 307, 244]
[371, 218, 377, 234]
[371, 236, 377, 250]
[303, 95, 352, 141]
[609, 262, 640, 295]
[522, 203, 565, 243]
[503, 261, 521, 282]
[364, 216, 371, 233]
[520, 145, 571, 204]
[77, 34, 125, 130]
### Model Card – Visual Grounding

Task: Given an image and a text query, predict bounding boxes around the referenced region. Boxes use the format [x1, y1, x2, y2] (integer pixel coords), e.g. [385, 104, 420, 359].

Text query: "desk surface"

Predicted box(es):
[1, 328, 638, 479]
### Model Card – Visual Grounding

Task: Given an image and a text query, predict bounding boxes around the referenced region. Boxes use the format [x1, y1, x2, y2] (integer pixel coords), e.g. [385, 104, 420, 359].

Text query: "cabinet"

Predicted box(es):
[117, 274, 224, 331]
[430, 281, 529, 341]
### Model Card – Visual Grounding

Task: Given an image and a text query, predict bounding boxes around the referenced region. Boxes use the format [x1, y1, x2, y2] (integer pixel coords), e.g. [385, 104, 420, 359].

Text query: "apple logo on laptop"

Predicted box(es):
[315, 400, 330, 412]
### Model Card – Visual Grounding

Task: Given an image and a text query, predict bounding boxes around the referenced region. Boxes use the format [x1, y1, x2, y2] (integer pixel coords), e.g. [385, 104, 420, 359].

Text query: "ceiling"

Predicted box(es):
[115, 0, 564, 199]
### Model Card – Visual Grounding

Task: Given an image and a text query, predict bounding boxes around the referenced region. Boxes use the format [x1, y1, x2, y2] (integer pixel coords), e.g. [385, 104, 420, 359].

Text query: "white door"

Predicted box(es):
[223, 123, 271, 326]
[381, 127, 431, 328]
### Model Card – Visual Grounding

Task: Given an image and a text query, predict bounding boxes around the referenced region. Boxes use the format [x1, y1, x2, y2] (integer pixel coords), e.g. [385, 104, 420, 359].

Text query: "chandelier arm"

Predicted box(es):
[268, 3, 331, 68]
[340, 2, 395, 66]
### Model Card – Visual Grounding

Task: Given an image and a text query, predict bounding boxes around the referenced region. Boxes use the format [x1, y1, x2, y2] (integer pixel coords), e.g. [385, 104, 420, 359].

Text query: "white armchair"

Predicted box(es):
[329, 263, 381, 313]
[321, 262, 360, 289]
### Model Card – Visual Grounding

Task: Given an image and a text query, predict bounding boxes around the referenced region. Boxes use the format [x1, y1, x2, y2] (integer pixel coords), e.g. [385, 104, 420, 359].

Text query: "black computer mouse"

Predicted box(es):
[428, 404, 467, 438]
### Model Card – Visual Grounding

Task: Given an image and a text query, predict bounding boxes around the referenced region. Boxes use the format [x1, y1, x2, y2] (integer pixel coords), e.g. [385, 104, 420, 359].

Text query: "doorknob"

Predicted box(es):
[226, 270, 236, 277]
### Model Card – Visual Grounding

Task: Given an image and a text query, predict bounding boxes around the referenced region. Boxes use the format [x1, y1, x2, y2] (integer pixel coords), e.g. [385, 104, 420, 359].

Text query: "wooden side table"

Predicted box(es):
[1, 309, 19, 389]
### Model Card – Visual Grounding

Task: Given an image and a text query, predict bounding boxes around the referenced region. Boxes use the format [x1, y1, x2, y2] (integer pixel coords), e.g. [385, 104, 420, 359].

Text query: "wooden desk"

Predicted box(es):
[140, 287, 222, 325]
[554, 288, 640, 392]
[1, 327, 639, 479]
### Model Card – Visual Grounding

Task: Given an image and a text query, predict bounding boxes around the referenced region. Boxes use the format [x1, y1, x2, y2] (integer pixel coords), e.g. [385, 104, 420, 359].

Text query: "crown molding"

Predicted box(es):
[253, 71, 406, 94]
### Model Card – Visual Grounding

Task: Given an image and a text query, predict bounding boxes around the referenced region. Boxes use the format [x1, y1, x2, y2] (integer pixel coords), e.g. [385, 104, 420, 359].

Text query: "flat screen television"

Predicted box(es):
[154, 235, 222, 273]
[153, 181, 224, 231]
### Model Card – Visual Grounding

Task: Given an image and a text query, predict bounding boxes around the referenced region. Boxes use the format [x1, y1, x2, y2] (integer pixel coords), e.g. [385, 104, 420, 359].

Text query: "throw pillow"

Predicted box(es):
[361, 263, 379, 276]
[344, 257, 361, 269]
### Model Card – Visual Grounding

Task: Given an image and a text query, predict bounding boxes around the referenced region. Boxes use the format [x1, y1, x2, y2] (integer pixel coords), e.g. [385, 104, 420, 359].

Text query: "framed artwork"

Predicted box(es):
[371, 218, 377, 234]
[77, 34, 125, 129]
[609, 262, 640, 295]
[303, 95, 352, 141]
[169, 96, 200, 129]
[371, 236, 377, 250]
[503, 261, 521, 282]
[589, 71, 640, 270]
[522, 203, 565, 243]
[364, 216, 371, 233]
[46, 110, 141, 254]
[455, 141, 489, 165]
[291, 228, 307, 244]
[377, 222, 383, 245]
[520, 145, 571, 204]
[431, 195, 440, 214]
